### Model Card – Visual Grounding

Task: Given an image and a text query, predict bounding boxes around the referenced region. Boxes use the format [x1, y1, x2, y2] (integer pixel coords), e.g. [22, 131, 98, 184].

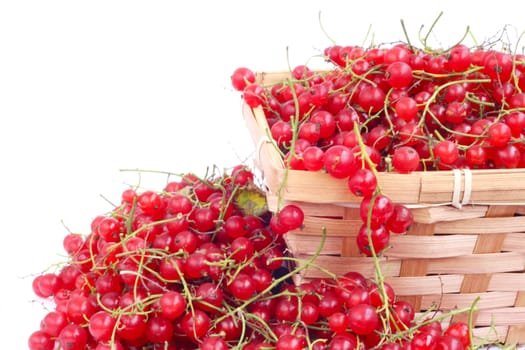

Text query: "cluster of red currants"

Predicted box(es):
[234, 42, 525, 173]
[228, 39, 525, 349]
[28, 166, 292, 349]
[232, 41, 525, 256]
[27, 164, 473, 349]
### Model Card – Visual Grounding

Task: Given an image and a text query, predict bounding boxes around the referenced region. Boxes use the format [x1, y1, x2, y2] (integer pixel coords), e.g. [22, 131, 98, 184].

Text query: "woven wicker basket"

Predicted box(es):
[242, 71, 525, 345]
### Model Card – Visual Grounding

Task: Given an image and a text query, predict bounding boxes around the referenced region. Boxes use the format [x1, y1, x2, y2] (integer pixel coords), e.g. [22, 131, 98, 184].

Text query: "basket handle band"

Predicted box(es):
[451, 169, 472, 209]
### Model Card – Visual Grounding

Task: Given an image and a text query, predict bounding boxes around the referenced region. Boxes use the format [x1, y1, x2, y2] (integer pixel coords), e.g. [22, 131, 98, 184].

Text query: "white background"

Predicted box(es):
[1, 1, 524, 348]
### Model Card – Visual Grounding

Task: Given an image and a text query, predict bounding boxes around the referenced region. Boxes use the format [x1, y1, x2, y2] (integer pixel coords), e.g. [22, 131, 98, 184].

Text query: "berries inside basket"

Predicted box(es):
[240, 59, 525, 345]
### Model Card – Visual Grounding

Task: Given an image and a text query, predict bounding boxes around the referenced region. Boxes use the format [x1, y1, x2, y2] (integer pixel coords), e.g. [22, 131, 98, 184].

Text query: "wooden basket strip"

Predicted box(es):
[266, 191, 512, 224]
[243, 103, 286, 191]
[458, 272, 496, 297]
[385, 275, 463, 296]
[502, 232, 525, 252]
[293, 254, 401, 280]
[340, 207, 363, 256]
[397, 222, 436, 310]
[514, 291, 525, 311]
[467, 206, 512, 257]
[385, 273, 525, 296]
[411, 205, 488, 224]
[283, 168, 426, 204]
[474, 306, 525, 327]
[286, 231, 478, 258]
[488, 272, 525, 291]
[419, 171, 525, 204]
[470, 234, 507, 255]
[452, 206, 518, 325]
[267, 199, 522, 229]
[265, 195, 345, 217]
[434, 216, 525, 235]
[419, 291, 518, 312]
[386, 234, 477, 258]
[426, 252, 525, 275]
[295, 215, 525, 239]
[468, 190, 525, 204]
[471, 326, 508, 344]
[255, 70, 307, 85]
[284, 234, 343, 256]
[287, 240, 525, 282]
[254, 70, 332, 86]
[270, 199, 507, 226]
[280, 169, 372, 203]
[464, 172, 525, 193]
[456, 243, 506, 297]
[507, 325, 525, 346]
[506, 292, 525, 344]
[341, 236, 361, 257]
[342, 206, 361, 220]
[460, 206, 525, 334]
[298, 216, 362, 237]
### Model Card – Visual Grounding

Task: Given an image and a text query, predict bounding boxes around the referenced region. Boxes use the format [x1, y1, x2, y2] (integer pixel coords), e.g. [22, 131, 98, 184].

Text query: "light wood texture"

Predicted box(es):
[451, 206, 516, 326]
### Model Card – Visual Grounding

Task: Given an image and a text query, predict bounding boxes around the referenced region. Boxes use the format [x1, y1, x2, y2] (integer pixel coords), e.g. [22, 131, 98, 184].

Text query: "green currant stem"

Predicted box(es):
[444, 25, 472, 53]
[511, 29, 525, 93]
[246, 312, 278, 342]
[419, 11, 443, 51]
[235, 309, 248, 348]
[353, 123, 382, 189]
[468, 29, 479, 48]
[212, 183, 241, 241]
[345, 63, 380, 88]
[412, 65, 484, 80]
[400, 19, 415, 53]
[468, 296, 480, 350]
[318, 11, 336, 46]
[169, 257, 196, 321]
[418, 78, 491, 131]
[386, 303, 478, 343]
[465, 91, 496, 109]
[361, 23, 373, 48]
[377, 87, 397, 134]
[365, 192, 392, 318]
[275, 76, 302, 212]
[265, 127, 285, 160]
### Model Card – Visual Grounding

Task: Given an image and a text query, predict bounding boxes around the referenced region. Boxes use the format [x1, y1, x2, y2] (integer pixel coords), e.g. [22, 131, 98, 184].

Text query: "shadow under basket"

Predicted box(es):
[242, 71, 525, 345]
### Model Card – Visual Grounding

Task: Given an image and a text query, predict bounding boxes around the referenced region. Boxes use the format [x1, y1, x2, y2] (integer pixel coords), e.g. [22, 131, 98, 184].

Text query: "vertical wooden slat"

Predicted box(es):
[506, 291, 525, 344]
[397, 222, 436, 310]
[452, 206, 518, 326]
[341, 207, 362, 257]
[341, 236, 361, 257]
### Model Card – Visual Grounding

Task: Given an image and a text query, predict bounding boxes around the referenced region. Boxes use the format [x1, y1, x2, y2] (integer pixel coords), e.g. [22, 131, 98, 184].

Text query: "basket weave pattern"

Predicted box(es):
[243, 71, 525, 344]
